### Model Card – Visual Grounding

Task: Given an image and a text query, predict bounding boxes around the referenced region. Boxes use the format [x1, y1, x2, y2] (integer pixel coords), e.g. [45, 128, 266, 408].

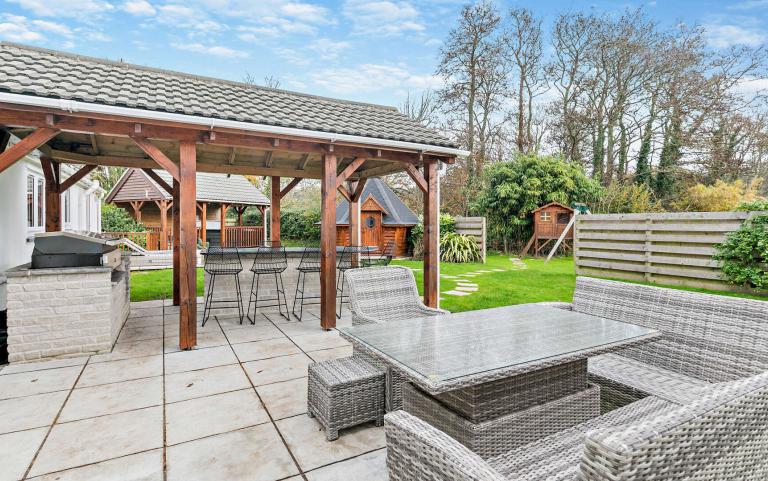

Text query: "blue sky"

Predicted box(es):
[0, 0, 766, 107]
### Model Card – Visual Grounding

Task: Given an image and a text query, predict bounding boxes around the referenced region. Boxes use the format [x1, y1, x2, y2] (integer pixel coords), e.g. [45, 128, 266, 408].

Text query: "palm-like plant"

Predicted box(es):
[440, 233, 481, 263]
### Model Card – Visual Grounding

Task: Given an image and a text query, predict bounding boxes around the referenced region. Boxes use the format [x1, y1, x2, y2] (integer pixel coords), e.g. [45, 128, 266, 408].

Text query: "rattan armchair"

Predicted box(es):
[345, 265, 449, 410]
[537, 277, 768, 411]
[385, 371, 768, 481]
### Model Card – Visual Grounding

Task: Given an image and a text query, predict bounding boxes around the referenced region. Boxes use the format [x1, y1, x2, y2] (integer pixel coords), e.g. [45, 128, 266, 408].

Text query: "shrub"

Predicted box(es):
[736, 199, 768, 211]
[410, 214, 457, 258]
[673, 178, 762, 212]
[102, 203, 146, 232]
[591, 182, 664, 214]
[713, 214, 768, 290]
[440, 232, 481, 263]
[280, 208, 321, 242]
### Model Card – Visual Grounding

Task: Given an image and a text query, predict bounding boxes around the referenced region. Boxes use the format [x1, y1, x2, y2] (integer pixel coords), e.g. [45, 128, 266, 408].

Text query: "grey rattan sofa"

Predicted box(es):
[385, 371, 768, 480]
[345, 266, 448, 410]
[551, 277, 768, 411]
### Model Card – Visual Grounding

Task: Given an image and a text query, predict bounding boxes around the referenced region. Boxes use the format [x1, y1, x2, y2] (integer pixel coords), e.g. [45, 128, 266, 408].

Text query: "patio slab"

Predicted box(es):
[0, 299, 390, 481]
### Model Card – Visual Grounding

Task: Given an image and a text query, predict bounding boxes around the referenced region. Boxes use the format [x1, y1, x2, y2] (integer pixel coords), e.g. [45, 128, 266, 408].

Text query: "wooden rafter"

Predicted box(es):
[0, 127, 60, 174]
[142, 168, 173, 195]
[60, 164, 96, 192]
[228, 147, 236, 165]
[297, 153, 310, 170]
[335, 156, 366, 189]
[130, 136, 180, 181]
[402, 162, 427, 193]
[337, 184, 352, 202]
[89, 134, 99, 155]
[279, 177, 302, 199]
[351, 178, 367, 202]
[264, 150, 274, 167]
[40, 156, 60, 191]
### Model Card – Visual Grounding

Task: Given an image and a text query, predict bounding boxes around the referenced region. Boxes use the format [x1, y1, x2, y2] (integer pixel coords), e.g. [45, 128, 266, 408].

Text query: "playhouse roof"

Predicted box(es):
[336, 178, 419, 226]
[531, 202, 574, 213]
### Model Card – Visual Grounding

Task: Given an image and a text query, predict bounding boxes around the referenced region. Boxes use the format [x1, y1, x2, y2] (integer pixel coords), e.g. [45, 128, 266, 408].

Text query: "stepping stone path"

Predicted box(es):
[509, 257, 528, 270]
[442, 290, 471, 296]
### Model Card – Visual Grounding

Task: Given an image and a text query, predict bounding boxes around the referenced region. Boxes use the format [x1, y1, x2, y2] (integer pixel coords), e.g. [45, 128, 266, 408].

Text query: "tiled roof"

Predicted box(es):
[107, 168, 270, 206]
[0, 43, 457, 149]
[336, 178, 419, 226]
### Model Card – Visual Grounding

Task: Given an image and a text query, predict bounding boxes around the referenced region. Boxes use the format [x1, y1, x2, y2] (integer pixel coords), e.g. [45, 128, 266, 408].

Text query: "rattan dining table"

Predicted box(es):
[339, 303, 661, 458]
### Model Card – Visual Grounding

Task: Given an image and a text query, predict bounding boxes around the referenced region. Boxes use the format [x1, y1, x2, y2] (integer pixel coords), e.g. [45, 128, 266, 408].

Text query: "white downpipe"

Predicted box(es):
[436, 163, 442, 309]
[0, 92, 470, 158]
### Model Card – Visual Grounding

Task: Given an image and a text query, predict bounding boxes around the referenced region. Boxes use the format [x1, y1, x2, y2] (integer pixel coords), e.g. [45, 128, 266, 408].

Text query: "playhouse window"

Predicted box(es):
[557, 212, 570, 224]
[540, 212, 551, 222]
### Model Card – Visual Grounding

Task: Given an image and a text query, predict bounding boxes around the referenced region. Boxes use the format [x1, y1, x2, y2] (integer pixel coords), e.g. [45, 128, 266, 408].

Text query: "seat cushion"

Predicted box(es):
[589, 353, 709, 405]
[488, 396, 675, 481]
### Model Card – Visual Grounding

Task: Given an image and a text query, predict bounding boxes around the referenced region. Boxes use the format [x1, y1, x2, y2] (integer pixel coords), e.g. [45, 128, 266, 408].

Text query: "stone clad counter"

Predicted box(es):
[4, 256, 131, 363]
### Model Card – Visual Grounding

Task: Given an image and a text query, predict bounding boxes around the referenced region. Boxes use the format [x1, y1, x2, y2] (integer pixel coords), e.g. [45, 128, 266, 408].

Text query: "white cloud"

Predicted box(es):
[8, 0, 114, 18]
[311, 63, 441, 94]
[123, 0, 155, 16]
[705, 24, 767, 48]
[31, 20, 72, 36]
[342, 0, 425, 35]
[0, 21, 43, 42]
[729, 0, 768, 9]
[274, 47, 311, 65]
[424, 38, 441, 47]
[171, 42, 248, 58]
[731, 76, 768, 96]
[308, 38, 351, 60]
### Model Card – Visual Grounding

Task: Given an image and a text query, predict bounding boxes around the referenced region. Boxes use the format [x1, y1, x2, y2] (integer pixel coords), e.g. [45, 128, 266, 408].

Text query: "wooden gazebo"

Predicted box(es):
[0, 43, 465, 349]
[105, 168, 270, 249]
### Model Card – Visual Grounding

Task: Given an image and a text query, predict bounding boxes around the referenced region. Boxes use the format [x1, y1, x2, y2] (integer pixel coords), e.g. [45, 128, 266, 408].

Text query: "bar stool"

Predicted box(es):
[337, 246, 372, 318]
[364, 241, 395, 267]
[247, 242, 289, 321]
[292, 246, 321, 321]
[202, 246, 244, 326]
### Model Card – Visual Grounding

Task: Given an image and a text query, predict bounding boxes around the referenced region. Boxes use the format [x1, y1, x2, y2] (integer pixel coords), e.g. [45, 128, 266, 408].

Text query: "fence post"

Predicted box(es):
[644, 215, 652, 282]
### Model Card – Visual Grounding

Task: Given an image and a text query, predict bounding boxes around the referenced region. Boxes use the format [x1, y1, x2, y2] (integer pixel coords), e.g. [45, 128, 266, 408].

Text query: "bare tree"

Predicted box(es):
[400, 90, 440, 127]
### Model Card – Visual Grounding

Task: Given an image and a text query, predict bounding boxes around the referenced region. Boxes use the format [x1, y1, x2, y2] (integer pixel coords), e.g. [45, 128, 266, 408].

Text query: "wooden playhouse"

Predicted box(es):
[521, 202, 574, 257]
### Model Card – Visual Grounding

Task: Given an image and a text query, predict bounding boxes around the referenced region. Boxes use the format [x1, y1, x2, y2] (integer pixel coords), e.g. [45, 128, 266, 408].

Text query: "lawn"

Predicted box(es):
[129, 256, 768, 307]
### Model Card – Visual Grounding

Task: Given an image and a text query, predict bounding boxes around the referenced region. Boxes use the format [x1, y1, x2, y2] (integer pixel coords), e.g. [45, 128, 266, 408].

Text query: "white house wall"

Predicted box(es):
[0, 138, 103, 310]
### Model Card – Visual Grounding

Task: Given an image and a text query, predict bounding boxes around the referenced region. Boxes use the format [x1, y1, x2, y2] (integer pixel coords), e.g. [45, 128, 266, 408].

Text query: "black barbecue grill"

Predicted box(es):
[31, 231, 120, 269]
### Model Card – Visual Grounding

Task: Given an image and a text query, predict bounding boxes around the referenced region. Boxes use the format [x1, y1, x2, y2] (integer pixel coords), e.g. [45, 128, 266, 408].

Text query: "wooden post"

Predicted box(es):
[271, 176, 281, 246]
[349, 181, 360, 247]
[178, 141, 197, 350]
[220, 203, 228, 247]
[261, 206, 267, 245]
[129, 201, 144, 222]
[172, 180, 180, 306]
[157, 200, 169, 250]
[40, 157, 61, 232]
[236, 206, 244, 226]
[423, 160, 439, 308]
[320, 154, 337, 329]
[200, 202, 207, 247]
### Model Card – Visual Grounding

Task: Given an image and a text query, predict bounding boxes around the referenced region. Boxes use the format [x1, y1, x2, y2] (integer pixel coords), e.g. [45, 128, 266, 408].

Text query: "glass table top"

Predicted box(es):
[340, 304, 659, 386]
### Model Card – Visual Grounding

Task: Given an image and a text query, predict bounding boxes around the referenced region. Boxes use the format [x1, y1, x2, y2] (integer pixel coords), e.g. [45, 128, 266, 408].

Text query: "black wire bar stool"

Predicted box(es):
[247, 242, 290, 321]
[363, 240, 396, 267]
[202, 246, 245, 326]
[292, 246, 321, 321]
[336, 245, 373, 318]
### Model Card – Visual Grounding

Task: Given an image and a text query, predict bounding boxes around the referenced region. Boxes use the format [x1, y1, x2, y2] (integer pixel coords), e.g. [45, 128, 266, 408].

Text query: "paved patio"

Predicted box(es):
[0, 300, 388, 481]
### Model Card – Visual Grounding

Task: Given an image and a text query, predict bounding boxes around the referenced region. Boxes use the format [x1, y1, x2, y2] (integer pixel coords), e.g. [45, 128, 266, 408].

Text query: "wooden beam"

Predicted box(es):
[59, 164, 96, 193]
[403, 162, 427, 193]
[337, 184, 351, 202]
[129, 200, 144, 222]
[228, 147, 236, 165]
[142, 168, 173, 195]
[130, 136, 180, 181]
[335, 156, 366, 188]
[351, 178, 367, 203]
[320, 153, 337, 329]
[279, 177, 302, 199]
[178, 141, 197, 349]
[297, 153, 310, 170]
[0, 127, 59, 174]
[41, 157, 61, 232]
[423, 160, 439, 308]
[156, 199, 170, 251]
[264, 150, 274, 167]
[172, 180, 180, 306]
[89, 134, 99, 155]
[271, 177, 281, 246]
[220, 203, 228, 247]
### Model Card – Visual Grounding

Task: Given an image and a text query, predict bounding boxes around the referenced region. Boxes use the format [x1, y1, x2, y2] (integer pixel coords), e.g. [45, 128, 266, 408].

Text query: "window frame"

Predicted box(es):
[539, 212, 551, 222]
[27, 173, 46, 232]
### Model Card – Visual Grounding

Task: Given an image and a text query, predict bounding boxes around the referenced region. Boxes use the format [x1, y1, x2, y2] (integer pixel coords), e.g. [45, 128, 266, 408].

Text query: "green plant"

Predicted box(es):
[591, 182, 664, 214]
[102, 203, 146, 232]
[439, 232, 481, 263]
[410, 214, 457, 258]
[736, 199, 768, 211]
[714, 215, 768, 290]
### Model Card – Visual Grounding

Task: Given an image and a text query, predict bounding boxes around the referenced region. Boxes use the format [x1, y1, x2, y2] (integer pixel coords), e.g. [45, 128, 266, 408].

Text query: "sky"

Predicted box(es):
[0, 0, 766, 108]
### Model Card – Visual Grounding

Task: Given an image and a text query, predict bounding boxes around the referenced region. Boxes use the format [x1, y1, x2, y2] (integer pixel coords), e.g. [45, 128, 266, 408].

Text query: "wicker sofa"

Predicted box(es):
[345, 266, 448, 410]
[385, 370, 768, 480]
[555, 277, 768, 411]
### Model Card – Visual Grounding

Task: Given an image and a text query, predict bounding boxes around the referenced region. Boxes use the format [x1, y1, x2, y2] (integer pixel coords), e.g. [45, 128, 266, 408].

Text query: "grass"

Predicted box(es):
[129, 255, 768, 308]
[130, 268, 204, 302]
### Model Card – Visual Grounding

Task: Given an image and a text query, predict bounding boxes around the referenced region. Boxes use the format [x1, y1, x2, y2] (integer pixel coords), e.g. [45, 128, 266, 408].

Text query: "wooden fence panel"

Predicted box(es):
[574, 211, 766, 292]
[455, 216, 487, 263]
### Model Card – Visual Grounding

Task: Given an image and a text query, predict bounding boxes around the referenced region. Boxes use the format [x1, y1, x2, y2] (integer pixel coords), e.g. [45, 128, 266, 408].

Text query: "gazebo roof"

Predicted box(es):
[336, 178, 419, 226]
[0, 43, 455, 149]
[106, 168, 270, 206]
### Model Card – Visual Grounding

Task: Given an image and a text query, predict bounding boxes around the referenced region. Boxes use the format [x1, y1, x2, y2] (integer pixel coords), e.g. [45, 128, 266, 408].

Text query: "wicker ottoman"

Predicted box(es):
[307, 357, 386, 441]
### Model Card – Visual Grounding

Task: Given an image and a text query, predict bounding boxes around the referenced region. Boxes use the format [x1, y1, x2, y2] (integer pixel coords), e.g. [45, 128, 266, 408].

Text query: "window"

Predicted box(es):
[63, 189, 71, 224]
[86, 194, 92, 232]
[365, 216, 376, 229]
[540, 212, 551, 222]
[27, 174, 45, 229]
[557, 212, 570, 224]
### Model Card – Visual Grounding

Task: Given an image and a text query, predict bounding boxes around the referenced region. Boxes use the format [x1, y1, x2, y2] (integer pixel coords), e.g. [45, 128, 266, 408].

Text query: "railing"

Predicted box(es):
[223, 226, 264, 248]
[104, 231, 150, 251]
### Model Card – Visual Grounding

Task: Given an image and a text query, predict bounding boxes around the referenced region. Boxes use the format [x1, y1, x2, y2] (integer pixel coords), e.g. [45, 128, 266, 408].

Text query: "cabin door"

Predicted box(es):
[361, 211, 382, 251]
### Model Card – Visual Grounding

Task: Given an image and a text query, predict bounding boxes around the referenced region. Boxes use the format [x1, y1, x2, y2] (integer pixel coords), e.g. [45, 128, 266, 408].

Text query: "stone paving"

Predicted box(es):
[0, 300, 388, 481]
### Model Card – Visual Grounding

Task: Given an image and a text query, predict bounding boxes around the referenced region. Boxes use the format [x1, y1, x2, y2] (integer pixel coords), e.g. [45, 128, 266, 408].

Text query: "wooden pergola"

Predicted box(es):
[0, 43, 464, 350]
